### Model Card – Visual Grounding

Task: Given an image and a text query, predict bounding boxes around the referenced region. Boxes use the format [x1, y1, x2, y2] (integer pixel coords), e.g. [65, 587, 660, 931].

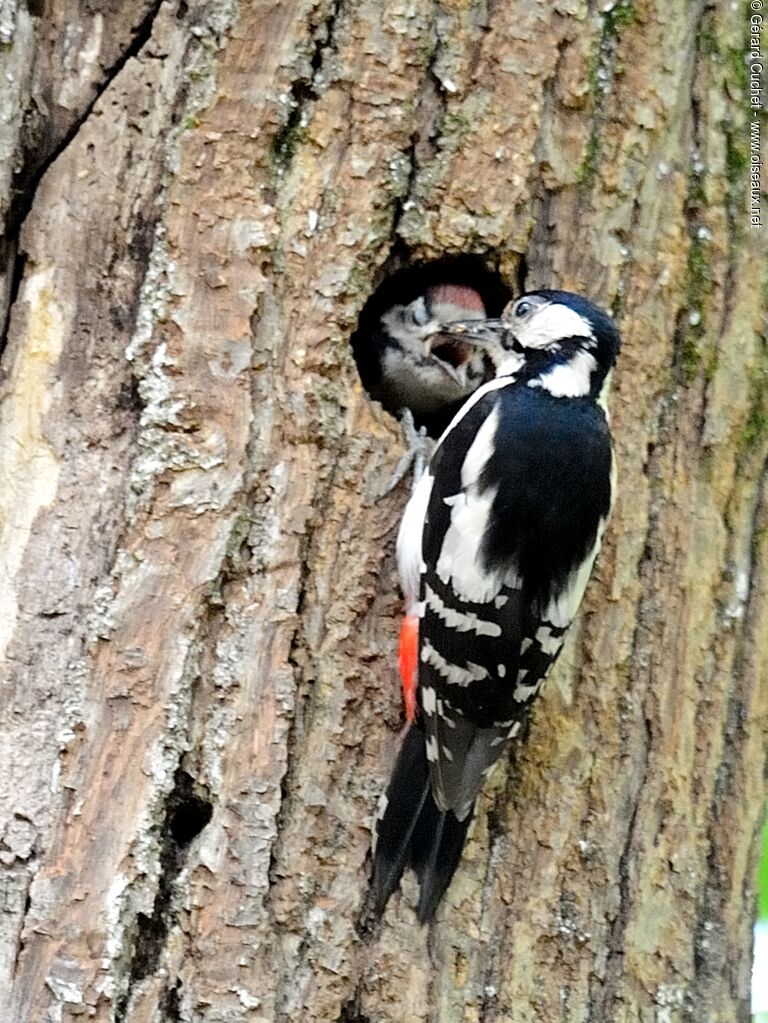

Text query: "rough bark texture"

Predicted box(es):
[0, 1, 766, 1021]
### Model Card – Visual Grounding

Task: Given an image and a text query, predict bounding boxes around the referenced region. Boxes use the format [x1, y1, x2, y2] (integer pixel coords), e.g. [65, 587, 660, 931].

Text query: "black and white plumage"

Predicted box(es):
[371, 290, 620, 921]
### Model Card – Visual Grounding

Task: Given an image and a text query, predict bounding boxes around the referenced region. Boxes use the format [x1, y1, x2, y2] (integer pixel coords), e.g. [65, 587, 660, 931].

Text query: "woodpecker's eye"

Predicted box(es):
[514, 300, 532, 318]
[409, 297, 431, 326]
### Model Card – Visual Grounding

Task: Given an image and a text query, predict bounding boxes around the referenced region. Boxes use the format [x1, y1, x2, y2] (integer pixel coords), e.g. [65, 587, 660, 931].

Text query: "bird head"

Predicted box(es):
[379, 284, 492, 401]
[440, 290, 620, 398]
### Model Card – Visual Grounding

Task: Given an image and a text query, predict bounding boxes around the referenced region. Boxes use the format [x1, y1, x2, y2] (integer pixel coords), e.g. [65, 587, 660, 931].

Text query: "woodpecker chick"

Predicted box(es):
[362, 284, 491, 428]
[372, 290, 621, 922]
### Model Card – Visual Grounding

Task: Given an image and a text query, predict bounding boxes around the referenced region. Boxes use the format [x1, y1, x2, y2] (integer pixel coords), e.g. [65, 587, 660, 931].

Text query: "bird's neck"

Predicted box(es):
[516, 342, 601, 399]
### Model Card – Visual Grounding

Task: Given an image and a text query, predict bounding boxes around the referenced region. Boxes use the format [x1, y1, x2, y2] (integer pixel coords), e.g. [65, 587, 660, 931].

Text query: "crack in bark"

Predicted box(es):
[161, 979, 183, 1021]
[577, 0, 637, 190]
[115, 768, 213, 1023]
[9, 879, 33, 984]
[267, 0, 343, 190]
[265, 517, 316, 893]
[261, 449, 346, 1019]
[474, 751, 526, 1023]
[669, 0, 719, 410]
[523, 27, 582, 294]
[0, 242, 26, 373]
[388, 4, 446, 246]
[0, 0, 167, 366]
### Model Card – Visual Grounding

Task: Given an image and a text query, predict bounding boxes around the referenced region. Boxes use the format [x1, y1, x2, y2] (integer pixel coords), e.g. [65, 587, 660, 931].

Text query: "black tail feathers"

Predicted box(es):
[371, 724, 474, 923]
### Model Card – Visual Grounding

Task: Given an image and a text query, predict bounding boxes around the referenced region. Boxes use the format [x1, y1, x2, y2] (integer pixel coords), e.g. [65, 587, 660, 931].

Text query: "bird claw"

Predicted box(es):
[378, 409, 434, 498]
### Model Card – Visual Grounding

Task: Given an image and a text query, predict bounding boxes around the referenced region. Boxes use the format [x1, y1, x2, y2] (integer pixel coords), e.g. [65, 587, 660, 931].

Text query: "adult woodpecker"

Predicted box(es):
[352, 281, 496, 436]
[371, 290, 621, 922]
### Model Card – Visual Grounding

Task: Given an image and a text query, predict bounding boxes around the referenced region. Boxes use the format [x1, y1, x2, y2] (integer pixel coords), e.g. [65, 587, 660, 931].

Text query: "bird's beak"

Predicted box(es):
[423, 329, 473, 385]
[437, 318, 511, 354]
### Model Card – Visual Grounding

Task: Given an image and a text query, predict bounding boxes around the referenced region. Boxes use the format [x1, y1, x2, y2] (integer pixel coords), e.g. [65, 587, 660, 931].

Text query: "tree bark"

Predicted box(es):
[0, 1, 766, 1021]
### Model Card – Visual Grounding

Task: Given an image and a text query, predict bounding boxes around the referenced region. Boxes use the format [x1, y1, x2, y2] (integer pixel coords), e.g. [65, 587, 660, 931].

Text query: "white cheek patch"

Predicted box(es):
[517, 304, 594, 350]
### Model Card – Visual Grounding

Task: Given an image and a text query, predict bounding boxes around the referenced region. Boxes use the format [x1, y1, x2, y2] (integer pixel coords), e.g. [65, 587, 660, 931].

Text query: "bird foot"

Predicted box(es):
[379, 409, 435, 497]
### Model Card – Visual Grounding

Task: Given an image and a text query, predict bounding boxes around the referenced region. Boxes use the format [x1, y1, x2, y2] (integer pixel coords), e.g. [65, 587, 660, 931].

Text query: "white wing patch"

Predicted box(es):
[460, 404, 500, 488]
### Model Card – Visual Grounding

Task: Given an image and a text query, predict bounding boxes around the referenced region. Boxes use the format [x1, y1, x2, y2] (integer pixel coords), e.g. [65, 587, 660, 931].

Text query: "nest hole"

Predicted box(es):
[350, 254, 512, 436]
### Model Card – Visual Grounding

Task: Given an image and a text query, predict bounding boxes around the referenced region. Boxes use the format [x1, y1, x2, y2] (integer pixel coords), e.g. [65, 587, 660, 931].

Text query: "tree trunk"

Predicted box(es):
[0, 1, 766, 1020]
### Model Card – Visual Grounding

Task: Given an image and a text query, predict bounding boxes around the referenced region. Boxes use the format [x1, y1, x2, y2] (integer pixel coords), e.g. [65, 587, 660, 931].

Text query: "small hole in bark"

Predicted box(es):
[27, 0, 44, 15]
[337, 994, 371, 1022]
[162, 979, 183, 1020]
[350, 255, 512, 436]
[115, 770, 213, 1021]
[169, 785, 213, 846]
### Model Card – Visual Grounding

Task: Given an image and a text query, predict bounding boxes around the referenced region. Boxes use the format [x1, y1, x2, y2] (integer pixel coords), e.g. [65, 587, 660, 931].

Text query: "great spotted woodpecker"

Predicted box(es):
[371, 290, 621, 921]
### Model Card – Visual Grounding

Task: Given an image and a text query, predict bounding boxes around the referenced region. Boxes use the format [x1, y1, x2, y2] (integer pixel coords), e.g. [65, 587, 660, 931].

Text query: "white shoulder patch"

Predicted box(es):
[460, 404, 500, 487]
[433, 405, 506, 603]
[436, 485, 502, 603]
